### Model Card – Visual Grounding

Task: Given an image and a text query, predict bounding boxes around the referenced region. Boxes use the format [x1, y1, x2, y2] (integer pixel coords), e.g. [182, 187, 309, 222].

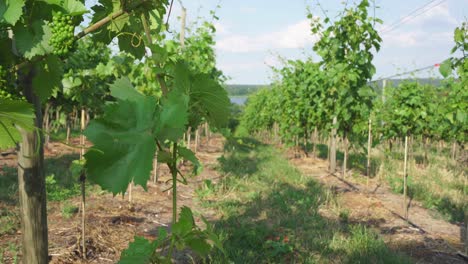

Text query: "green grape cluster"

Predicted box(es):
[50, 12, 76, 56]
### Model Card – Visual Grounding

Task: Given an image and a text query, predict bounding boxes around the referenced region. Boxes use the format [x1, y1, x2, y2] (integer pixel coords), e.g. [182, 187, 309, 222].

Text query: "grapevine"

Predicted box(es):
[50, 12, 76, 56]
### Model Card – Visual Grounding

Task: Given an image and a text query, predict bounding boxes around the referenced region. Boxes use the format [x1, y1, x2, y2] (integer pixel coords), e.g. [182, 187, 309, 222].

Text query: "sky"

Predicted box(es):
[166, 0, 467, 84]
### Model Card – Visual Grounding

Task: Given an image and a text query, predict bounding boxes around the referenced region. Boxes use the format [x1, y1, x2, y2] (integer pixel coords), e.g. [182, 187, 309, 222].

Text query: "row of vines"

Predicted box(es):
[239, 1, 466, 224]
[1, 0, 230, 263]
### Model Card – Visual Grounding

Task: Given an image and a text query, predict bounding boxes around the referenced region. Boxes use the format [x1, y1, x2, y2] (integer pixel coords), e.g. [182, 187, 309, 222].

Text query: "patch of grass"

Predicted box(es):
[0, 208, 19, 236]
[61, 201, 79, 219]
[0, 242, 19, 264]
[50, 128, 81, 142]
[0, 166, 18, 204]
[377, 149, 467, 223]
[0, 154, 87, 203]
[203, 137, 411, 263]
[330, 225, 411, 264]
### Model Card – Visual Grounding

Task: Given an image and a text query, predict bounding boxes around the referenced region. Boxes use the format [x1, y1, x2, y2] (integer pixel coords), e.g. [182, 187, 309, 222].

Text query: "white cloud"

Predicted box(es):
[381, 2, 457, 48]
[216, 19, 318, 53]
[214, 21, 229, 35]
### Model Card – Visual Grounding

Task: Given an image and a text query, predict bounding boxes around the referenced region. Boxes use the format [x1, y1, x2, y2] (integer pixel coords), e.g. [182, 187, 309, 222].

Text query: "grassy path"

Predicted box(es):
[200, 138, 412, 263]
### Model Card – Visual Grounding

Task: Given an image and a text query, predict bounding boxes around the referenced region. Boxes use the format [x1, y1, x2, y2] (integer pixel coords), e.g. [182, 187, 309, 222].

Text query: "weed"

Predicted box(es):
[0, 209, 19, 236]
[61, 202, 79, 219]
[339, 209, 350, 224]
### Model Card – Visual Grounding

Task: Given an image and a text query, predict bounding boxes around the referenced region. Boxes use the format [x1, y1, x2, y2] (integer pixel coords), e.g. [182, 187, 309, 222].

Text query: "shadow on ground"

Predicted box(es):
[203, 137, 412, 264]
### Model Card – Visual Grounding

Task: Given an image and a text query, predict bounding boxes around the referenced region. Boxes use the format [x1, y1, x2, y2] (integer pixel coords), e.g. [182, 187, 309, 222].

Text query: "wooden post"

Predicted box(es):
[66, 120, 71, 144]
[330, 116, 337, 174]
[194, 126, 200, 153]
[80, 108, 86, 258]
[403, 135, 409, 220]
[343, 133, 348, 178]
[312, 127, 318, 158]
[43, 103, 50, 147]
[382, 79, 387, 103]
[367, 119, 372, 186]
[128, 183, 133, 202]
[180, 5, 186, 49]
[186, 126, 192, 150]
[205, 122, 210, 146]
[17, 69, 48, 264]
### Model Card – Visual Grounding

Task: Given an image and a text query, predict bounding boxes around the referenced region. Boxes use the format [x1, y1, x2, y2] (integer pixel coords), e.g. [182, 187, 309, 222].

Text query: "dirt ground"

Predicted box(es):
[0, 137, 466, 263]
[0, 137, 225, 263]
[288, 152, 466, 264]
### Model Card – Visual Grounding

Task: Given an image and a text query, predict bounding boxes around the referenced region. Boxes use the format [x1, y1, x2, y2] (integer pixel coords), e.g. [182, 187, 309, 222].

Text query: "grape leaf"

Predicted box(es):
[118, 236, 158, 264]
[190, 74, 230, 128]
[185, 236, 211, 256]
[0, 0, 25, 26]
[40, 0, 87, 15]
[439, 59, 452, 78]
[0, 99, 34, 149]
[33, 55, 63, 102]
[177, 146, 202, 175]
[84, 80, 158, 195]
[62, 0, 87, 15]
[13, 21, 52, 59]
[110, 77, 145, 101]
[62, 75, 82, 95]
[117, 33, 145, 60]
[154, 89, 189, 142]
[172, 206, 195, 236]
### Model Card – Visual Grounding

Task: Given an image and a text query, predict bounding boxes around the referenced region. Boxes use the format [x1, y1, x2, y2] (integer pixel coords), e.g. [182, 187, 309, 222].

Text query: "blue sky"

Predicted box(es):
[168, 0, 467, 84]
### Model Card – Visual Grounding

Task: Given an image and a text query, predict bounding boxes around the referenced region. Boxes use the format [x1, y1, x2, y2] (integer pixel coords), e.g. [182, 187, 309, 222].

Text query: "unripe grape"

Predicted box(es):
[49, 12, 76, 57]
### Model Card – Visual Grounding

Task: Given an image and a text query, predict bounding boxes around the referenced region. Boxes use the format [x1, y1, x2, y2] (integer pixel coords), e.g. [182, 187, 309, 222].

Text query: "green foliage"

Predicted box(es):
[61, 202, 78, 219]
[437, 22, 467, 144]
[0, 99, 34, 149]
[311, 0, 381, 137]
[84, 78, 158, 195]
[45, 174, 80, 201]
[0, 208, 19, 236]
[0, 0, 25, 26]
[119, 207, 224, 264]
[375, 82, 433, 139]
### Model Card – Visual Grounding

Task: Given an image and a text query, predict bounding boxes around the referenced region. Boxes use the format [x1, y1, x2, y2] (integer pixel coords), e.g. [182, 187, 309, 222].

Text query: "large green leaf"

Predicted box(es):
[40, 0, 87, 15]
[33, 55, 63, 102]
[0, 0, 25, 26]
[84, 80, 158, 195]
[172, 206, 195, 236]
[13, 21, 52, 59]
[110, 77, 145, 101]
[439, 59, 452, 78]
[0, 99, 34, 149]
[154, 89, 189, 142]
[191, 74, 230, 128]
[178, 146, 202, 175]
[118, 236, 159, 264]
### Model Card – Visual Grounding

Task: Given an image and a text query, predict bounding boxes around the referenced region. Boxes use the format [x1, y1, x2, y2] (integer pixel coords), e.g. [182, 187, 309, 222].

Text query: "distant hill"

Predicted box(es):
[370, 78, 443, 88]
[369, 78, 444, 95]
[226, 78, 444, 97]
[225, 84, 270, 96]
